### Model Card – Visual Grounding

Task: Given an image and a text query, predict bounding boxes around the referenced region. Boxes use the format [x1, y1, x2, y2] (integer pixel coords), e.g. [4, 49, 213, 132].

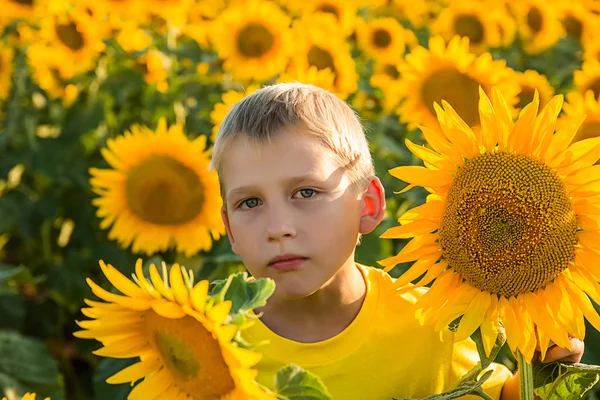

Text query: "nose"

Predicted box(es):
[266, 203, 296, 242]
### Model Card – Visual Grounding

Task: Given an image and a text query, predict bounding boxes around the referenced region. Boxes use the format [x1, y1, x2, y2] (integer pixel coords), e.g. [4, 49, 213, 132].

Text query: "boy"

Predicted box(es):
[210, 82, 583, 399]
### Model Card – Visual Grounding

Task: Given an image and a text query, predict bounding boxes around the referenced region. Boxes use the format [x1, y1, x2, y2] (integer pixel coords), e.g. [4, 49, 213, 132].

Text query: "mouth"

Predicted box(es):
[268, 254, 308, 272]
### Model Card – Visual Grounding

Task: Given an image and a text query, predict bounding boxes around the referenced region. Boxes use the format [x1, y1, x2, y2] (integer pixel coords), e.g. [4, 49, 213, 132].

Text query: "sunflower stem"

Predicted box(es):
[518, 351, 535, 400]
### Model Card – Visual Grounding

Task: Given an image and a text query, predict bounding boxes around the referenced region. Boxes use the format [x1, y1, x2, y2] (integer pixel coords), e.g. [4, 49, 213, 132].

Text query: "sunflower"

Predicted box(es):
[395, 35, 518, 130]
[278, 65, 337, 97]
[89, 118, 224, 257]
[2, 393, 50, 400]
[137, 0, 193, 27]
[370, 61, 403, 112]
[181, 0, 227, 48]
[355, 17, 406, 64]
[211, 0, 292, 82]
[210, 85, 260, 142]
[508, 0, 564, 54]
[381, 86, 600, 363]
[2, 0, 44, 25]
[514, 69, 554, 111]
[116, 22, 153, 53]
[574, 60, 600, 99]
[74, 259, 273, 400]
[0, 44, 14, 102]
[431, 1, 513, 53]
[135, 50, 170, 93]
[287, 0, 356, 37]
[290, 15, 358, 99]
[558, 2, 598, 45]
[388, 0, 441, 28]
[38, 7, 106, 79]
[26, 43, 79, 106]
[560, 91, 600, 143]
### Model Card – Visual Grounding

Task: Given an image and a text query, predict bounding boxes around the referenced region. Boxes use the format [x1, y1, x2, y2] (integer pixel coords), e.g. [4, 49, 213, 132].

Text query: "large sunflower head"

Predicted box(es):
[431, 1, 513, 53]
[509, 0, 564, 54]
[395, 35, 519, 130]
[574, 60, 600, 100]
[89, 118, 225, 257]
[211, 0, 292, 82]
[355, 17, 406, 64]
[381, 86, 600, 362]
[560, 91, 600, 143]
[514, 69, 554, 111]
[210, 85, 260, 142]
[0, 44, 14, 102]
[74, 259, 274, 400]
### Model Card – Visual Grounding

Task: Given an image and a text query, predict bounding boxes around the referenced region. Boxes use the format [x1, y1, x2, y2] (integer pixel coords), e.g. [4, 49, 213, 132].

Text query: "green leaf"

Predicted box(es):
[0, 331, 61, 386]
[0, 265, 23, 282]
[533, 362, 600, 400]
[210, 272, 275, 319]
[394, 370, 494, 400]
[275, 364, 331, 400]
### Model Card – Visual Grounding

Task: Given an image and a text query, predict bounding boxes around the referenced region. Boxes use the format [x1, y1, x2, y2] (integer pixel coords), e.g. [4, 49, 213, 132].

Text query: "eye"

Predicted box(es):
[295, 188, 316, 199]
[240, 198, 261, 209]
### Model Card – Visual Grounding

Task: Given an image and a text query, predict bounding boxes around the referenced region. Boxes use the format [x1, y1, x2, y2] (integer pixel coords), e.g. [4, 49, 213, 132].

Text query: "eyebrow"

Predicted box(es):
[227, 174, 325, 199]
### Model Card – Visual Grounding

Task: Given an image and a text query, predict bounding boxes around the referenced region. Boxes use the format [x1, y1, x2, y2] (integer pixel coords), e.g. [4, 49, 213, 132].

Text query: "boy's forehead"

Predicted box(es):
[219, 131, 341, 193]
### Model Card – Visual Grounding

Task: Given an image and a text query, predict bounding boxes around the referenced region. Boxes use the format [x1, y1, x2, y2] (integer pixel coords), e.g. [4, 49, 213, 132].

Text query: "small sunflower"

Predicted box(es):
[509, 0, 564, 54]
[210, 85, 260, 142]
[211, 0, 292, 82]
[74, 259, 273, 400]
[0, 44, 14, 102]
[381, 86, 600, 363]
[560, 91, 600, 143]
[26, 43, 79, 106]
[135, 50, 170, 93]
[89, 118, 224, 257]
[289, 0, 356, 37]
[2, 0, 44, 25]
[355, 17, 406, 64]
[290, 15, 358, 99]
[2, 393, 50, 400]
[558, 2, 598, 45]
[514, 69, 554, 111]
[431, 1, 512, 53]
[181, 0, 227, 48]
[574, 60, 600, 99]
[388, 0, 440, 28]
[396, 35, 518, 129]
[278, 65, 337, 97]
[38, 7, 106, 79]
[370, 61, 403, 112]
[138, 0, 193, 27]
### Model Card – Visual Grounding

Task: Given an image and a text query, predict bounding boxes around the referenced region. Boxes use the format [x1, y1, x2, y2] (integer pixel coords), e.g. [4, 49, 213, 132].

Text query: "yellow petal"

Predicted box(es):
[93, 337, 150, 358]
[149, 264, 175, 301]
[169, 264, 189, 306]
[551, 137, 600, 173]
[191, 280, 209, 314]
[412, 260, 448, 288]
[99, 260, 146, 298]
[544, 114, 585, 162]
[405, 139, 456, 171]
[532, 95, 563, 158]
[508, 94, 539, 154]
[151, 300, 186, 319]
[498, 296, 520, 352]
[455, 291, 491, 342]
[87, 279, 151, 311]
[392, 257, 440, 288]
[480, 295, 499, 357]
[490, 87, 514, 150]
[106, 358, 161, 384]
[420, 125, 465, 166]
[128, 368, 172, 400]
[562, 276, 600, 332]
[388, 166, 453, 188]
[207, 300, 232, 325]
[380, 219, 440, 239]
[398, 199, 444, 224]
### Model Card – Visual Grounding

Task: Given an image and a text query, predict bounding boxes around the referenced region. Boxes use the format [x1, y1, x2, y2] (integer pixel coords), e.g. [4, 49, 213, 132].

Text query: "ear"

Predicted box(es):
[220, 205, 239, 255]
[359, 177, 386, 234]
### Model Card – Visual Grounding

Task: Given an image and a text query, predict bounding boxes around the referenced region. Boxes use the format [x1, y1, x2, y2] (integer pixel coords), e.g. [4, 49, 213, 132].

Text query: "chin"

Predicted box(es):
[275, 279, 319, 300]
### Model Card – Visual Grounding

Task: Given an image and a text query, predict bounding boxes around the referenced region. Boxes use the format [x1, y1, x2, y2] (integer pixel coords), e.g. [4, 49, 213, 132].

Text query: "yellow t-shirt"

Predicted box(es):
[243, 265, 512, 400]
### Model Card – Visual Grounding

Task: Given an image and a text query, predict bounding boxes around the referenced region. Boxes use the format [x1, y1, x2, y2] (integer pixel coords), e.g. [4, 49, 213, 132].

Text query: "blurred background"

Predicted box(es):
[1, 0, 600, 398]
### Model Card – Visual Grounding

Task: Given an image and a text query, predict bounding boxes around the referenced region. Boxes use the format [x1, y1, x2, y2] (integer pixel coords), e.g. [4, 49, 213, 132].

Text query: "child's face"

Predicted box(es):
[220, 129, 364, 299]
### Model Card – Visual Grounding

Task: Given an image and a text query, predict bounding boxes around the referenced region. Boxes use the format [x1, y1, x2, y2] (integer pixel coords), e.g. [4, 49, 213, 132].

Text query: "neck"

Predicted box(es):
[257, 257, 367, 342]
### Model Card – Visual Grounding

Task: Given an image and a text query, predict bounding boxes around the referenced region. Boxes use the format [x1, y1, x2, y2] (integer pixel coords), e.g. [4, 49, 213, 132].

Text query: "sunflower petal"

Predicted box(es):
[106, 358, 161, 384]
[381, 219, 440, 239]
[99, 260, 146, 298]
[388, 166, 453, 187]
[169, 264, 189, 306]
[455, 291, 491, 342]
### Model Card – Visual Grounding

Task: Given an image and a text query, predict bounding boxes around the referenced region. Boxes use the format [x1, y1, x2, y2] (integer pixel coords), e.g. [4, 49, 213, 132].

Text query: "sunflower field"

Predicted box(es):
[3, 0, 600, 398]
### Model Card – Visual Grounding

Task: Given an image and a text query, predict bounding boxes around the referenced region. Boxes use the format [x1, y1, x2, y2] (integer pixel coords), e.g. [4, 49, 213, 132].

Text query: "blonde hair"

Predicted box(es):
[211, 82, 374, 193]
